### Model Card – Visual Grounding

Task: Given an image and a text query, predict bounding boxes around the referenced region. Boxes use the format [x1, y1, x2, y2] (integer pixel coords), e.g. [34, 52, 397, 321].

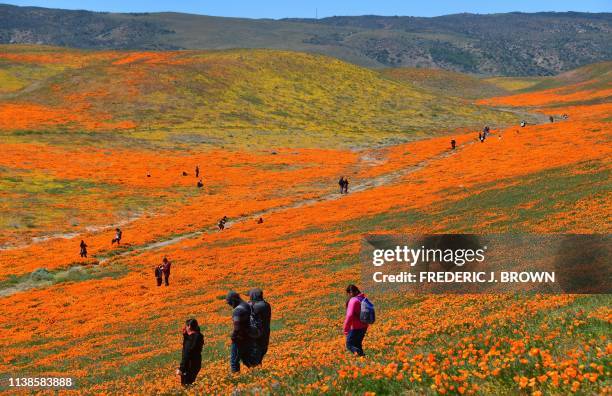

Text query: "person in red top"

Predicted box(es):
[162, 257, 172, 286]
[343, 284, 368, 356]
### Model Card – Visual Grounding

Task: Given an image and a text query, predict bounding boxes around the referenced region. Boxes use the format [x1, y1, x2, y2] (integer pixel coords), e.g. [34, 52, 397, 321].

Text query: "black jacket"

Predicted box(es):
[180, 332, 204, 372]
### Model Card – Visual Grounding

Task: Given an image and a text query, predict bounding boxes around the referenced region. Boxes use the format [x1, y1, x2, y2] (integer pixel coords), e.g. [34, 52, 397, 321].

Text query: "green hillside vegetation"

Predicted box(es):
[381, 67, 507, 99]
[486, 61, 612, 93]
[1, 45, 522, 149]
[1, 4, 611, 76]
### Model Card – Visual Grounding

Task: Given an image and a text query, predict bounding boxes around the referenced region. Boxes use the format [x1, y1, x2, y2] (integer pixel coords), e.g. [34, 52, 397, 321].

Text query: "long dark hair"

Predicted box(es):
[345, 284, 361, 307]
[346, 284, 361, 296]
[185, 318, 200, 333]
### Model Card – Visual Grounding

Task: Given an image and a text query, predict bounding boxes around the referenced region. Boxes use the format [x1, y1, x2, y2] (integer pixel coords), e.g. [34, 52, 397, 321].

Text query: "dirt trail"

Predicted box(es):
[0, 215, 144, 251]
[0, 265, 86, 297]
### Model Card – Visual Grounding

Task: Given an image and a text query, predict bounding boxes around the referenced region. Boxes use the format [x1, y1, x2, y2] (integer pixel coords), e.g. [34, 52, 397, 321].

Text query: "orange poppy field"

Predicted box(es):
[0, 46, 610, 395]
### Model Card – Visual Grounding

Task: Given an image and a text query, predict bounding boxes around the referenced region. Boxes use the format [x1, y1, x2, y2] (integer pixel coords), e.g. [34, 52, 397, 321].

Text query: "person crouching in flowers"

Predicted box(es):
[343, 284, 368, 356]
[176, 318, 204, 386]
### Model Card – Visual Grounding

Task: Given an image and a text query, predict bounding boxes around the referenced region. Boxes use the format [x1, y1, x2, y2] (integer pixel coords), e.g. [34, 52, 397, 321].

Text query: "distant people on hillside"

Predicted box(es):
[197, 179, 204, 188]
[79, 240, 88, 258]
[177, 318, 204, 386]
[248, 288, 272, 365]
[483, 126, 490, 138]
[257, 217, 264, 224]
[338, 177, 349, 194]
[154, 264, 163, 287]
[451, 139, 456, 150]
[111, 228, 122, 245]
[218, 216, 228, 230]
[478, 132, 485, 143]
[549, 115, 554, 123]
[182, 171, 188, 176]
[562, 113, 569, 120]
[343, 284, 375, 357]
[520, 120, 526, 128]
[162, 257, 172, 286]
[226, 291, 257, 373]
[195, 165, 200, 178]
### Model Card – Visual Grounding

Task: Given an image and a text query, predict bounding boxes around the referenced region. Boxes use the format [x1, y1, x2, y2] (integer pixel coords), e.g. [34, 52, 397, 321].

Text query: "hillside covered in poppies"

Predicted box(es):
[0, 45, 610, 395]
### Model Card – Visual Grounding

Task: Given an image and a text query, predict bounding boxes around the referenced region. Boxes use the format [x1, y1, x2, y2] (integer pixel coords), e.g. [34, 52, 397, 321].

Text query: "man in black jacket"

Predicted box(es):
[226, 291, 256, 373]
[248, 288, 272, 365]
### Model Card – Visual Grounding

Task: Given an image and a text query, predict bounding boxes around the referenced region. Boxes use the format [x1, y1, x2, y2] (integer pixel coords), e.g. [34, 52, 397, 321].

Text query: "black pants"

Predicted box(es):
[164, 273, 170, 286]
[80, 249, 87, 258]
[255, 339, 269, 365]
[156, 277, 162, 286]
[181, 358, 201, 385]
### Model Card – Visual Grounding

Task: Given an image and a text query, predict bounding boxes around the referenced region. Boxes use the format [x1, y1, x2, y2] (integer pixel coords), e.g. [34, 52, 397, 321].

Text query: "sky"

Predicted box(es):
[3, 0, 611, 19]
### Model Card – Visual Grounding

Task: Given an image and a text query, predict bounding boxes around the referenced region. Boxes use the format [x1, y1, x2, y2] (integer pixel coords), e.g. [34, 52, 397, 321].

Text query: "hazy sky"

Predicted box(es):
[4, 0, 611, 18]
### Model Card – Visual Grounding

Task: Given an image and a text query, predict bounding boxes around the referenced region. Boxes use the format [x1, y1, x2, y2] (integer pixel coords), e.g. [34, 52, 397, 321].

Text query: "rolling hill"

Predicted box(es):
[481, 61, 612, 107]
[380, 67, 507, 100]
[1, 4, 611, 75]
[0, 45, 522, 149]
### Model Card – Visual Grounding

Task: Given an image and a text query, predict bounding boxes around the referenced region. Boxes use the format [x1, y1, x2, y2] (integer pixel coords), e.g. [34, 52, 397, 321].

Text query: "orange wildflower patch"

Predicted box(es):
[0, 103, 136, 131]
[111, 51, 191, 66]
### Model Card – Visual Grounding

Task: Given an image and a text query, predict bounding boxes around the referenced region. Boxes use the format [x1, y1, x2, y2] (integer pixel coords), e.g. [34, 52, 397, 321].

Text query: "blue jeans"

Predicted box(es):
[230, 341, 257, 372]
[346, 328, 367, 356]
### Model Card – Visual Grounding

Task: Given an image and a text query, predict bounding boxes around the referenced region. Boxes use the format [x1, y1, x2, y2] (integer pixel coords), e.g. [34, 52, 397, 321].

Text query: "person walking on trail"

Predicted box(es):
[177, 318, 204, 386]
[226, 291, 257, 373]
[79, 240, 88, 258]
[111, 228, 122, 245]
[257, 217, 264, 224]
[343, 285, 370, 356]
[154, 265, 163, 287]
[197, 179, 203, 188]
[338, 177, 345, 194]
[248, 288, 272, 364]
[451, 139, 456, 150]
[482, 126, 490, 138]
[343, 178, 349, 194]
[162, 257, 172, 286]
[195, 165, 200, 178]
[549, 115, 554, 123]
[218, 216, 228, 230]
